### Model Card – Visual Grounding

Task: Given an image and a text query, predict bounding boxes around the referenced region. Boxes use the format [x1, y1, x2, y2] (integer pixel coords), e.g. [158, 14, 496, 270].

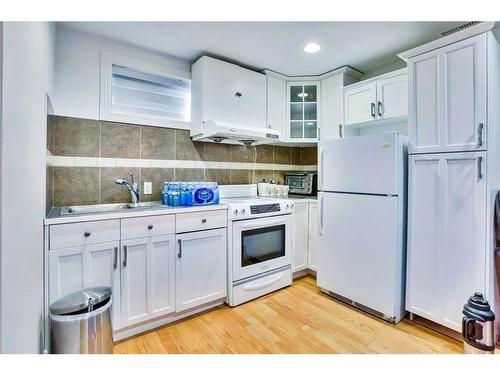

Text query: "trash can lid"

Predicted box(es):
[50, 286, 111, 315]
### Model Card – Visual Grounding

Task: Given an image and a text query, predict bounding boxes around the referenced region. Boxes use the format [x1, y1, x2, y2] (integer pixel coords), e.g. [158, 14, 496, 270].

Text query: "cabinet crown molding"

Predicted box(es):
[398, 21, 499, 61]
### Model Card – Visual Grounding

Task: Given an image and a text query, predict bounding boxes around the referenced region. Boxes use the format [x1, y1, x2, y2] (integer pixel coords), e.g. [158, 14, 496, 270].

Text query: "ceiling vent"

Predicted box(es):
[441, 22, 482, 37]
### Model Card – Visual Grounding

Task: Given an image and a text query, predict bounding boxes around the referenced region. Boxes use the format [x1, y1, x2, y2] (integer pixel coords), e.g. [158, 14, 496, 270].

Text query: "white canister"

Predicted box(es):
[258, 182, 270, 197]
[269, 184, 278, 197]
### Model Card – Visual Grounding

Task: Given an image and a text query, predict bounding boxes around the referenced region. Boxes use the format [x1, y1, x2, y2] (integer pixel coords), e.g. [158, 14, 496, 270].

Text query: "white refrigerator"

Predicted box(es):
[317, 132, 407, 323]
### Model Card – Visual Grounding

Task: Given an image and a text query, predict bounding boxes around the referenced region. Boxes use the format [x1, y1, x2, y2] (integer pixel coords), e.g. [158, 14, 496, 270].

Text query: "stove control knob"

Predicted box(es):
[291, 203, 295, 208]
[241, 209, 246, 215]
[234, 209, 239, 215]
[285, 204, 290, 210]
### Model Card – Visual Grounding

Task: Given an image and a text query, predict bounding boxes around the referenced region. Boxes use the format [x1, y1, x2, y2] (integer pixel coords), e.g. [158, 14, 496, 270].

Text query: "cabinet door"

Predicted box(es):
[406, 155, 444, 321]
[234, 67, 267, 128]
[307, 202, 319, 272]
[408, 34, 486, 154]
[292, 202, 309, 273]
[49, 242, 121, 330]
[86, 243, 121, 330]
[49, 246, 86, 303]
[266, 75, 287, 136]
[407, 153, 487, 331]
[120, 238, 149, 327]
[441, 35, 486, 152]
[408, 52, 440, 153]
[120, 235, 176, 327]
[441, 152, 486, 330]
[344, 81, 376, 125]
[176, 228, 227, 312]
[320, 74, 344, 140]
[288, 82, 320, 141]
[376, 74, 408, 120]
[195, 57, 266, 128]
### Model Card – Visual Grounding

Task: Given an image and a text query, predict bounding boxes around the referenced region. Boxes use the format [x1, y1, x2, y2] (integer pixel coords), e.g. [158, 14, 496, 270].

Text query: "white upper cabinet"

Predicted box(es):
[287, 81, 320, 141]
[344, 69, 408, 127]
[376, 74, 408, 120]
[320, 74, 345, 140]
[344, 81, 377, 125]
[266, 74, 287, 136]
[408, 34, 487, 154]
[406, 152, 486, 331]
[191, 56, 267, 132]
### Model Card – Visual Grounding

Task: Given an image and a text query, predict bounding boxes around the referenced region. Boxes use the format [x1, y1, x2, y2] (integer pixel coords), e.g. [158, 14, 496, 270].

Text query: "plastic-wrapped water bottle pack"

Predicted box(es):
[162, 182, 220, 207]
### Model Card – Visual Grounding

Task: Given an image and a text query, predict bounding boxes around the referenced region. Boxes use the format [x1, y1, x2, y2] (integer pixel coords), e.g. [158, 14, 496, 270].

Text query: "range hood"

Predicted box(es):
[191, 120, 281, 146]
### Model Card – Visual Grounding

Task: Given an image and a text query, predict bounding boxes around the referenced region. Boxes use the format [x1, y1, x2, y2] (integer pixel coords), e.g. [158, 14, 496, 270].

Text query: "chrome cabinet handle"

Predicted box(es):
[478, 156, 483, 180]
[477, 123, 484, 147]
[113, 247, 118, 270]
[84, 232, 91, 238]
[338, 124, 343, 138]
[377, 101, 383, 117]
[178, 239, 182, 258]
[371, 103, 376, 118]
[123, 245, 128, 267]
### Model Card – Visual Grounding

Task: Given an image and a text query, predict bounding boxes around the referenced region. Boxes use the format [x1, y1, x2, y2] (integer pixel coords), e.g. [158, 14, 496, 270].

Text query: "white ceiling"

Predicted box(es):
[60, 21, 465, 76]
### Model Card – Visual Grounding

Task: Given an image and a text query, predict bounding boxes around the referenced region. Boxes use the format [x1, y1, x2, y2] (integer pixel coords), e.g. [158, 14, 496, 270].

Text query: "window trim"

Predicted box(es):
[100, 51, 191, 129]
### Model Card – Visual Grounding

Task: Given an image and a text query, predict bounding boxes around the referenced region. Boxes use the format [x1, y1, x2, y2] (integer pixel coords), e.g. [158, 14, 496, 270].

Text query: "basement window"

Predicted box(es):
[100, 52, 191, 128]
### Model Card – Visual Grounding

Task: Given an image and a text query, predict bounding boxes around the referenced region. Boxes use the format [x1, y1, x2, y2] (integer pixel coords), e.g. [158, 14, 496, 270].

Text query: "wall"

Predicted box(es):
[359, 60, 407, 81]
[53, 25, 191, 121]
[0, 22, 55, 353]
[47, 115, 317, 208]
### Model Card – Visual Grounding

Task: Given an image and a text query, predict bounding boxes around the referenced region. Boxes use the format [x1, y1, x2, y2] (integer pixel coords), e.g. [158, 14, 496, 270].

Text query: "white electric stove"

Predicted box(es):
[220, 185, 295, 306]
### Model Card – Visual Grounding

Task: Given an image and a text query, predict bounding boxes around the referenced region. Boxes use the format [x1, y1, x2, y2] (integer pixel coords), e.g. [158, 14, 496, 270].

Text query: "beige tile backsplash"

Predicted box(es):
[48, 116, 318, 208]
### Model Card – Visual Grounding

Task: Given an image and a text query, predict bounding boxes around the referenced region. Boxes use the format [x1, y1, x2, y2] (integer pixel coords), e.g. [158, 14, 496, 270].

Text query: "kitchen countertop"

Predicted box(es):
[45, 203, 228, 225]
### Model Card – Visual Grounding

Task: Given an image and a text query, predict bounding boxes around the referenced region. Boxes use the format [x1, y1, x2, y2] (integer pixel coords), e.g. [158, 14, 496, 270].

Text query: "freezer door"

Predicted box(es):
[318, 132, 403, 195]
[317, 191, 404, 318]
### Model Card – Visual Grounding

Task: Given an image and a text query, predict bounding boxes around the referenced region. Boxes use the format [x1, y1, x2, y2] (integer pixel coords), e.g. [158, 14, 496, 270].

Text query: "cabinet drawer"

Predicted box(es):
[50, 220, 120, 250]
[121, 215, 175, 240]
[176, 210, 227, 233]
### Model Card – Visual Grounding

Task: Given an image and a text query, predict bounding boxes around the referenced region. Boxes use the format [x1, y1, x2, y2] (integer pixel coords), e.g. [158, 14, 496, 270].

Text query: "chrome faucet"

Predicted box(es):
[115, 174, 140, 205]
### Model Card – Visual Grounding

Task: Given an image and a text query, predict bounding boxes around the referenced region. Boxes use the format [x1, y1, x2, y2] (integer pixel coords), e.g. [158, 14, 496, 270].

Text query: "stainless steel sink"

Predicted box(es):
[59, 201, 163, 216]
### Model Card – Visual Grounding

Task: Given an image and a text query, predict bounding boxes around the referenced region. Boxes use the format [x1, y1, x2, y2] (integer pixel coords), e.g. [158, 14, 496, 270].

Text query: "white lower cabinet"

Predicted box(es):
[175, 228, 227, 312]
[307, 202, 319, 271]
[120, 234, 176, 328]
[292, 202, 309, 272]
[49, 241, 121, 330]
[407, 152, 486, 331]
[291, 200, 320, 274]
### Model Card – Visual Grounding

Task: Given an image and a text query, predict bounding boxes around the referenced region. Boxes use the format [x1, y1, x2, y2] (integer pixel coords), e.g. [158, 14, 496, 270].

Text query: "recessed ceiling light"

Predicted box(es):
[298, 92, 309, 98]
[304, 43, 321, 53]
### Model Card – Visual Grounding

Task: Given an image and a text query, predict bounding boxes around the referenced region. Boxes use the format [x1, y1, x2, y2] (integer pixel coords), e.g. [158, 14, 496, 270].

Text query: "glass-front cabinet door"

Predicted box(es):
[288, 82, 320, 141]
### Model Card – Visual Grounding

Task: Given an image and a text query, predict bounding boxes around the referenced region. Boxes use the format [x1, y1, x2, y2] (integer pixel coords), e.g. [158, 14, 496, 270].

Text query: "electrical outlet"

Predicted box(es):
[144, 181, 152, 195]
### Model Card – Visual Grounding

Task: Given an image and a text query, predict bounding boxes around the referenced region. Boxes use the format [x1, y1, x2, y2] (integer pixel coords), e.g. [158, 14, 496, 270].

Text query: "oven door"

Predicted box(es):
[232, 214, 292, 281]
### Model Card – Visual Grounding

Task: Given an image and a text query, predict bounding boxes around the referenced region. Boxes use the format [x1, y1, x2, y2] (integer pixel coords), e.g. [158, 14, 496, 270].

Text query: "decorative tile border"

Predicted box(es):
[47, 155, 318, 172]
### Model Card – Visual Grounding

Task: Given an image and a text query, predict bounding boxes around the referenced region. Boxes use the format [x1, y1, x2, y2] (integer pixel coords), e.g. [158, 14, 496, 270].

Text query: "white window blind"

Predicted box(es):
[111, 64, 191, 123]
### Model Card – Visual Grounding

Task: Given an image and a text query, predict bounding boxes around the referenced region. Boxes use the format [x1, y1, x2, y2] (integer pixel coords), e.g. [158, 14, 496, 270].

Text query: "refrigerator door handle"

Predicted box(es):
[319, 194, 324, 236]
[319, 146, 324, 190]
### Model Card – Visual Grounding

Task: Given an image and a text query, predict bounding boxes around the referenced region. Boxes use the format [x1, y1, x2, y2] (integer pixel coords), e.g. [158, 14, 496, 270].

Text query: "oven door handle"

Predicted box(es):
[242, 274, 284, 291]
[319, 194, 324, 237]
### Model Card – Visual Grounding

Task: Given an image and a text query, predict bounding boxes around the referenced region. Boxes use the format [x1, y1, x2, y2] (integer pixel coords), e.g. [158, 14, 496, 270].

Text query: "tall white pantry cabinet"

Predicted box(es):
[400, 25, 500, 335]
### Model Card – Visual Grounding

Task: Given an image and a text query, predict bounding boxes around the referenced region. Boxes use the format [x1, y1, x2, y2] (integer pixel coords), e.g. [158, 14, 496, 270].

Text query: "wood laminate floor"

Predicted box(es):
[113, 276, 463, 354]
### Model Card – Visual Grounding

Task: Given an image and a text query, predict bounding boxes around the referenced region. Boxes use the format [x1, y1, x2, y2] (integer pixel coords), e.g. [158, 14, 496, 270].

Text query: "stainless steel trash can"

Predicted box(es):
[50, 287, 113, 354]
